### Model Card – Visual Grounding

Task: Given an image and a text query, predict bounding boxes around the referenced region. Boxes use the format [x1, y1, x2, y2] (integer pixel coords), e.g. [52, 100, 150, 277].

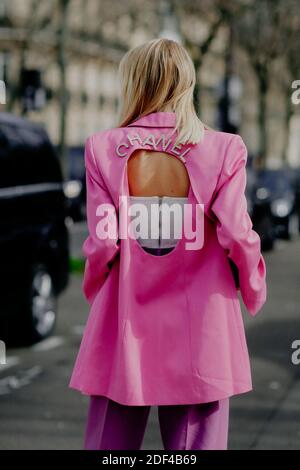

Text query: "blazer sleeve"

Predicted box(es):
[210, 134, 267, 316]
[81, 136, 120, 306]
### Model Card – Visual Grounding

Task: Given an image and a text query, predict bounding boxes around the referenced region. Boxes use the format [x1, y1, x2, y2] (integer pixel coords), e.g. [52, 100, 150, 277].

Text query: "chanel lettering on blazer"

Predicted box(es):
[69, 111, 267, 406]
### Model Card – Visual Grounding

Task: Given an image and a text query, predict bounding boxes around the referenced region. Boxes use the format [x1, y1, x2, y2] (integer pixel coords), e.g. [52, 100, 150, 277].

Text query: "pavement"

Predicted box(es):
[0, 223, 300, 450]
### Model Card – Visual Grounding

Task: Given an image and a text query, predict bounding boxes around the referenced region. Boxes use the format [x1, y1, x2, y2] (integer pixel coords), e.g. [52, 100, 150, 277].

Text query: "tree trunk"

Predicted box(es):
[282, 91, 293, 165]
[57, 0, 70, 176]
[257, 70, 268, 169]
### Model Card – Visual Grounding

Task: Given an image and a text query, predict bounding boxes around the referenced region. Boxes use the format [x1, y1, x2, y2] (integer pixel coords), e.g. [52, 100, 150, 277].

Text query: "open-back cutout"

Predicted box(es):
[126, 149, 192, 257]
[127, 149, 190, 197]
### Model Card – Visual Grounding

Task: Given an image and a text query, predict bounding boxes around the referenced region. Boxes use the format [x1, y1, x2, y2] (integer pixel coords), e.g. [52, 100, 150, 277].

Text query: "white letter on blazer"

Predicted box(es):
[127, 134, 143, 146]
[142, 134, 157, 149]
[155, 133, 172, 151]
[116, 143, 129, 157]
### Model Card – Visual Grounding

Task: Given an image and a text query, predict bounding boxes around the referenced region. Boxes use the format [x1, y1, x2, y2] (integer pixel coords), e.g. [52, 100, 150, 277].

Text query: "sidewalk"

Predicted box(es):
[253, 371, 300, 449]
[228, 237, 300, 450]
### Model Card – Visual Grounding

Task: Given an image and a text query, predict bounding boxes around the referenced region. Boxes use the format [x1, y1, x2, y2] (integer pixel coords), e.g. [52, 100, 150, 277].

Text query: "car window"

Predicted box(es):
[0, 123, 62, 188]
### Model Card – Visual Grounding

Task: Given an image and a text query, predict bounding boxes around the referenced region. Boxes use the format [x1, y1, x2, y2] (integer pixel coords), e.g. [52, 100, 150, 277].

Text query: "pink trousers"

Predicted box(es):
[84, 395, 230, 450]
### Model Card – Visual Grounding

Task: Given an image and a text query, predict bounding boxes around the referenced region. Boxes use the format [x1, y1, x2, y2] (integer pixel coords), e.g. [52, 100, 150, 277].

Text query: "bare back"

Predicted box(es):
[127, 149, 190, 197]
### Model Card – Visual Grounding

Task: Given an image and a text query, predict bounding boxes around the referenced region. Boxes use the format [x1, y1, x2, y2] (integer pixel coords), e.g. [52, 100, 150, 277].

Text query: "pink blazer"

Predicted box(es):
[69, 111, 267, 405]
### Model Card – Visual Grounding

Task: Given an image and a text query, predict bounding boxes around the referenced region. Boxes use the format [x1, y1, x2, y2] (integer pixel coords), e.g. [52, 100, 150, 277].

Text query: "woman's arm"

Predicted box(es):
[82, 136, 120, 305]
[210, 134, 267, 316]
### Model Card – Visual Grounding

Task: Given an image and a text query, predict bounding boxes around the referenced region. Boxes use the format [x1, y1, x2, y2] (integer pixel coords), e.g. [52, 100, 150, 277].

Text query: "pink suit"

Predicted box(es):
[69, 111, 267, 407]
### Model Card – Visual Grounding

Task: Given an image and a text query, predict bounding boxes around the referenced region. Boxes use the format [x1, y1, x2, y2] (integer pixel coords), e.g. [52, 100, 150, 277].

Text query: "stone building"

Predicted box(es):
[0, 0, 299, 170]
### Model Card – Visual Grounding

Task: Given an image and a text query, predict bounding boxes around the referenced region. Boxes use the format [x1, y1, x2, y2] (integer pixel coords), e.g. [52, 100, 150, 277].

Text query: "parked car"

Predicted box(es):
[295, 168, 300, 233]
[64, 176, 86, 222]
[0, 112, 70, 345]
[256, 168, 297, 240]
[246, 166, 275, 251]
[284, 166, 300, 234]
[63, 146, 86, 222]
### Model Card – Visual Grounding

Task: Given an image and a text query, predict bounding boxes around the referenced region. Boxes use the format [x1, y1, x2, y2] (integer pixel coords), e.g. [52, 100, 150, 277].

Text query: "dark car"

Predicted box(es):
[256, 168, 297, 240]
[295, 168, 300, 233]
[64, 176, 86, 222]
[246, 166, 275, 251]
[284, 166, 300, 234]
[63, 146, 86, 222]
[0, 112, 70, 345]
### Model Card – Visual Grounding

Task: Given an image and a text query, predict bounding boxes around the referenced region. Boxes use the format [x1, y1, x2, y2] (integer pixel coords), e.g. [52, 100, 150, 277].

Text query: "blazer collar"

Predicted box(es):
[127, 112, 176, 128]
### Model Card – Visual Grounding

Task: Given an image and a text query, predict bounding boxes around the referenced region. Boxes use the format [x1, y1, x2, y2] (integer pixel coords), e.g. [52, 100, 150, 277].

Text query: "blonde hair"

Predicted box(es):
[117, 38, 206, 147]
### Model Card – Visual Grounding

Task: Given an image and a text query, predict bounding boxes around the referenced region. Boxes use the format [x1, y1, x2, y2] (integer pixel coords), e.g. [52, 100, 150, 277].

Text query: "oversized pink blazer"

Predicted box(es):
[69, 111, 267, 406]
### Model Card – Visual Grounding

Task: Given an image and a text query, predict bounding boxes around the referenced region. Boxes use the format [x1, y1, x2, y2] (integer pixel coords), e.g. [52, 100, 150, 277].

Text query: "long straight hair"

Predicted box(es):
[117, 38, 206, 147]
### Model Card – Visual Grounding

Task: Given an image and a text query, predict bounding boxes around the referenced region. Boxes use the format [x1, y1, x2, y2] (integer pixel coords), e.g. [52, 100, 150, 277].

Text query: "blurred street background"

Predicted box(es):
[1, 0, 300, 450]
